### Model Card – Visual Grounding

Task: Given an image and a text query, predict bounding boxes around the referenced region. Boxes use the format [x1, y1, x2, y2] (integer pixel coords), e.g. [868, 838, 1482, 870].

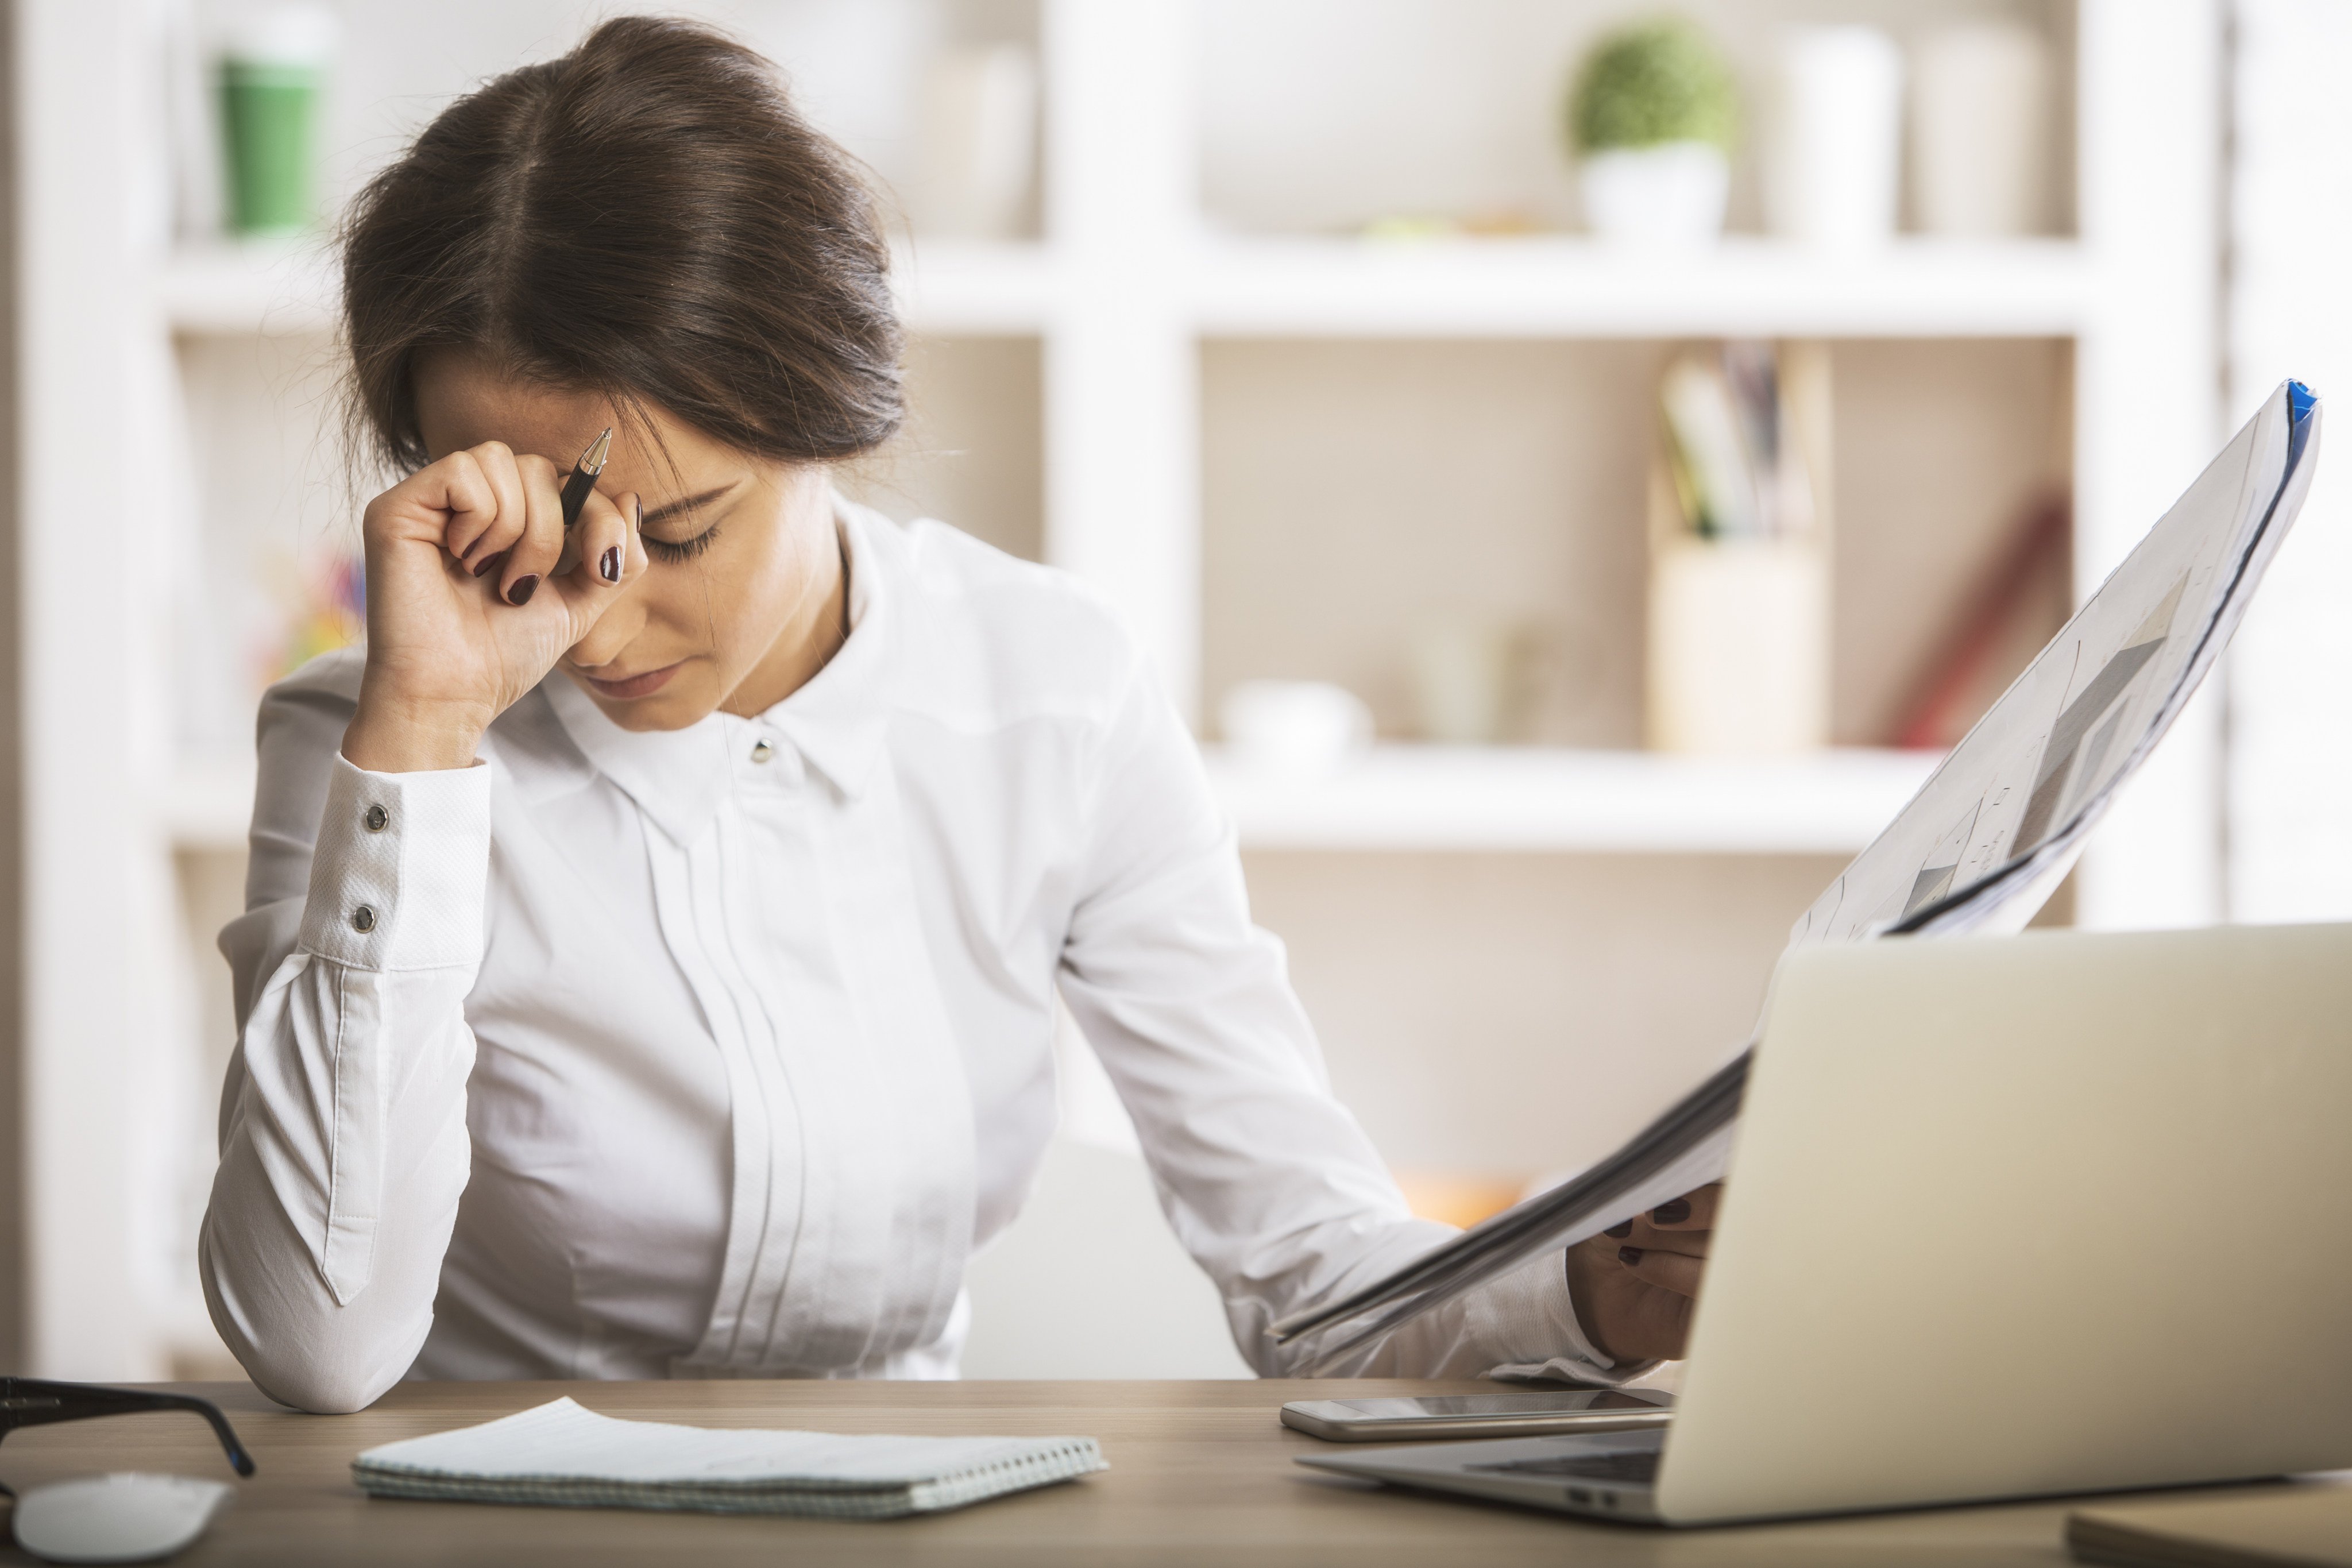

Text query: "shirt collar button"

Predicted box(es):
[750, 739, 775, 765]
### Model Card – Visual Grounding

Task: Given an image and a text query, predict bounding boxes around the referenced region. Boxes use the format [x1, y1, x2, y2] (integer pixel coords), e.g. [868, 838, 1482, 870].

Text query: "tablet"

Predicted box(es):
[1280, 1387, 1674, 1442]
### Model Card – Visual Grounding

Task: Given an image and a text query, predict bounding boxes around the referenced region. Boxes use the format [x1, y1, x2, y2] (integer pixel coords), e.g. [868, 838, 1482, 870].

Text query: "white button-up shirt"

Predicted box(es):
[201, 501, 1620, 1412]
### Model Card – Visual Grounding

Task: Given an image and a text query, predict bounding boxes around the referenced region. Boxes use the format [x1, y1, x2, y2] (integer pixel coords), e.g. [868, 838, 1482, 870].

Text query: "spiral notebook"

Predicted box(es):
[352, 1397, 1106, 1520]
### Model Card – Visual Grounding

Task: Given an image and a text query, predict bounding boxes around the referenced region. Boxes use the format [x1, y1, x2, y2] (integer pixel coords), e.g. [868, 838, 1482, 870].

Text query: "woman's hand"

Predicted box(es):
[343, 441, 642, 772]
[1563, 1183, 1721, 1364]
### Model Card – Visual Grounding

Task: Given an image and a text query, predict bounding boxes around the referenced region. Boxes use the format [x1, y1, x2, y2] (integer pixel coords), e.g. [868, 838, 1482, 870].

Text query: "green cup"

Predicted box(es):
[221, 57, 321, 234]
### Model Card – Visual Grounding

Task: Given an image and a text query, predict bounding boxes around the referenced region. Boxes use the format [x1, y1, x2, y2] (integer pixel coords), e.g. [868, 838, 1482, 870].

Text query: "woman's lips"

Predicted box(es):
[580, 661, 685, 700]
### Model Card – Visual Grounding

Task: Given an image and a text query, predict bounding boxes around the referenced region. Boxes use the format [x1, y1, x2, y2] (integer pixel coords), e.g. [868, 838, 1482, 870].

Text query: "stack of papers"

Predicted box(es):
[352, 1397, 1106, 1520]
[1273, 380, 2322, 1365]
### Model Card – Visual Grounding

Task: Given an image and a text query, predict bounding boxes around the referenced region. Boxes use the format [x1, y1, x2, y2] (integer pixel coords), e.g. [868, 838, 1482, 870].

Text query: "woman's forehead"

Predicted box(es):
[411, 349, 735, 488]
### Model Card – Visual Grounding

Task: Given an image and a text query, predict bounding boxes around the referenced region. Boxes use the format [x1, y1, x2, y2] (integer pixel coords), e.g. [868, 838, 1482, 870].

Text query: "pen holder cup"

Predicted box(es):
[1646, 536, 1830, 755]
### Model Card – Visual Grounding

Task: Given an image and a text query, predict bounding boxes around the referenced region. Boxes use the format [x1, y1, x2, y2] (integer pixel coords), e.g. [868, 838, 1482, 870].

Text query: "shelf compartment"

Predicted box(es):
[1205, 744, 1941, 853]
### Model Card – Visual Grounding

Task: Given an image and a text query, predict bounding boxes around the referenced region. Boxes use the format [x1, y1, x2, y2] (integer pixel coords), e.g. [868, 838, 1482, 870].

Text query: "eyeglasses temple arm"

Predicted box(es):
[0, 1380, 256, 1478]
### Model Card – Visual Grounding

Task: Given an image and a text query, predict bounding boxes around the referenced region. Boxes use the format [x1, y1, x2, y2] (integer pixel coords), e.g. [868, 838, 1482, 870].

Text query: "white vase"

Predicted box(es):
[1408, 618, 1523, 745]
[1578, 142, 1730, 249]
[914, 43, 1039, 240]
[1911, 21, 2052, 237]
[1766, 26, 1905, 252]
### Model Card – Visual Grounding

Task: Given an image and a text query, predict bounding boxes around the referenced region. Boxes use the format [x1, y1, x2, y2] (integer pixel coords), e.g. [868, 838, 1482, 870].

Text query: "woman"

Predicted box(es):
[200, 17, 1715, 1414]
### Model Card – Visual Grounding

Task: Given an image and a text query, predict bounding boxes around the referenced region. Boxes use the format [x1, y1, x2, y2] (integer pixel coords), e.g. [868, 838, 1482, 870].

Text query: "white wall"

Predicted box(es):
[14, 0, 172, 1379]
[2071, 0, 2224, 931]
[2224, 0, 2352, 922]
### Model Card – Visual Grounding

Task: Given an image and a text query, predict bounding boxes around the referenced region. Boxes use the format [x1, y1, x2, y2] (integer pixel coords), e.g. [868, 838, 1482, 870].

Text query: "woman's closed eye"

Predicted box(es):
[636, 483, 737, 562]
[643, 524, 722, 562]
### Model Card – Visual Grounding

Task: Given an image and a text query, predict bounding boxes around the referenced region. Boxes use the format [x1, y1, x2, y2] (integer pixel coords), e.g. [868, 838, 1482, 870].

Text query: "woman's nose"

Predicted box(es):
[567, 594, 648, 671]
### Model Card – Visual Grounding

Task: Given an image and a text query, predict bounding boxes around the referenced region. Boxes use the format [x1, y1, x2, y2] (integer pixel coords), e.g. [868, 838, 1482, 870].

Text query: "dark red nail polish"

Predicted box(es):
[472, 551, 507, 579]
[1652, 1199, 1692, 1225]
[507, 574, 539, 606]
[1618, 1246, 1643, 1266]
[634, 497, 644, 527]
[600, 545, 620, 583]
[1605, 1222, 1632, 1239]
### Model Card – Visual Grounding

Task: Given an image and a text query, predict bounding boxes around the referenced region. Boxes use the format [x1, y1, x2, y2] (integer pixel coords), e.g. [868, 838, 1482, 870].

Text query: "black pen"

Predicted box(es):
[559, 427, 612, 528]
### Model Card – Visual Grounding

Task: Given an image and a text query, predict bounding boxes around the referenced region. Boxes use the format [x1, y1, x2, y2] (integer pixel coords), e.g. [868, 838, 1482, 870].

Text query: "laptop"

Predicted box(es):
[1298, 921, 2352, 1525]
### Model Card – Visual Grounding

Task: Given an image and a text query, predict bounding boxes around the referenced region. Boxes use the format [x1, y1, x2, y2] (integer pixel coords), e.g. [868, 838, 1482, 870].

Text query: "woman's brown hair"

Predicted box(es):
[341, 15, 903, 473]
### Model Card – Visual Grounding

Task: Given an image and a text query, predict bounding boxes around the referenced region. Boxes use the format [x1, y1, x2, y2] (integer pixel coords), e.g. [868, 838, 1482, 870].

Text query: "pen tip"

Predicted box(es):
[581, 427, 612, 474]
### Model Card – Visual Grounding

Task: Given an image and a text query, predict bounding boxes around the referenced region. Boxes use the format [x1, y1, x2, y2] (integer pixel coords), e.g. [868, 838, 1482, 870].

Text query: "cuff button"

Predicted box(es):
[363, 804, 390, 832]
[352, 905, 378, 933]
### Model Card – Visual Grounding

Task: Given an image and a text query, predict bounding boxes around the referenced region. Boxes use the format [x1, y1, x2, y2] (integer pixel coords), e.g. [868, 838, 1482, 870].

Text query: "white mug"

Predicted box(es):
[1219, 681, 1373, 779]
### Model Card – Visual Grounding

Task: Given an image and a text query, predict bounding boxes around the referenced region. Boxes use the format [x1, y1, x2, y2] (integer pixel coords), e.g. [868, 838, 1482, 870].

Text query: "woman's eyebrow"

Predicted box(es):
[638, 485, 737, 528]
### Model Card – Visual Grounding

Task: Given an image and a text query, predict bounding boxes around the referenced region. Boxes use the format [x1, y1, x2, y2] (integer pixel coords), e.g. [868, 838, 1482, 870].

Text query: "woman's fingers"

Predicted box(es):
[494, 453, 569, 605]
[1616, 1242, 1705, 1298]
[546, 489, 640, 631]
[451, 442, 526, 574]
[1646, 1183, 1723, 1232]
[1571, 1185, 1728, 1358]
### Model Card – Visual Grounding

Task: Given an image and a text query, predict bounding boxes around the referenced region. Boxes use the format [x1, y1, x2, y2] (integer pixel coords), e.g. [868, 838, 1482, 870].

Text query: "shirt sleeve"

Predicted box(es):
[1055, 655, 1649, 1383]
[199, 656, 493, 1412]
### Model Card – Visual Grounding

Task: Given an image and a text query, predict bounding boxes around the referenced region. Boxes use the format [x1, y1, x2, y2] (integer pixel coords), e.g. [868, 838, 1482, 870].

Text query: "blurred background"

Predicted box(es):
[2, 0, 2347, 1383]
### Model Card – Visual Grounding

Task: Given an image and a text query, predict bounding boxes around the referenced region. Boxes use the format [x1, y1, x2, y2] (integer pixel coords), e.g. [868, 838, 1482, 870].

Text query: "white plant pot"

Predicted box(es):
[1578, 142, 1730, 250]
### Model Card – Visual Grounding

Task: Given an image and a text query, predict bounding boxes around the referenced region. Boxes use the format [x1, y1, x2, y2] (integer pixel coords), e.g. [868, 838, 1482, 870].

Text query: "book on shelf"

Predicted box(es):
[1658, 341, 1816, 544]
[1885, 489, 2073, 750]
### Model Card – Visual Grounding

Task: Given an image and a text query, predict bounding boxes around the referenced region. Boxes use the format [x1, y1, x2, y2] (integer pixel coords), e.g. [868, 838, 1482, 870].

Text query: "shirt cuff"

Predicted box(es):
[298, 754, 493, 971]
[1481, 1249, 1663, 1389]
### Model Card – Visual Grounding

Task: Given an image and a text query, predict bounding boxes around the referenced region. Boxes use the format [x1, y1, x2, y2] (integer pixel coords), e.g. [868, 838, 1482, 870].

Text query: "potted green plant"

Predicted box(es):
[1566, 18, 1740, 248]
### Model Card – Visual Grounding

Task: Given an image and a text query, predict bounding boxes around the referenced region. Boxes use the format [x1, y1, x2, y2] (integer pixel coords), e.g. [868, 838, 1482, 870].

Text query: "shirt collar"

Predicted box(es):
[763, 498, 897, 797]
[542, 494, 898, 846]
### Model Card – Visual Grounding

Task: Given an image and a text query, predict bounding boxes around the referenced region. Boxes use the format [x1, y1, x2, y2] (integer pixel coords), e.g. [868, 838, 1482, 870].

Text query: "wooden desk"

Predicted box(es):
[0, 1378, 2115, 1566]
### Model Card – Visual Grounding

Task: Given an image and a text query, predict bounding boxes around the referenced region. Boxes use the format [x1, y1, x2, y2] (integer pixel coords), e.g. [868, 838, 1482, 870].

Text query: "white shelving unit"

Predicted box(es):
[148, 218, 2109, 862]
[17, 0, 2224, 1378]
[166, 234, 2100, 343]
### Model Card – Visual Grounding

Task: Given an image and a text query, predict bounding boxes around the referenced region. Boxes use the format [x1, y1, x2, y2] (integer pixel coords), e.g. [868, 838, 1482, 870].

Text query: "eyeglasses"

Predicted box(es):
[0, 1377, 257, 1493]
[0, 1380, 254, 1563]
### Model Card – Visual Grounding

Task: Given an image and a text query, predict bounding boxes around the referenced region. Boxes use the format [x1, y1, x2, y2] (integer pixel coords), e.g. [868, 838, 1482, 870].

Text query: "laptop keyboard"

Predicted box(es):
[1469, 1448, 1662, 1485]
